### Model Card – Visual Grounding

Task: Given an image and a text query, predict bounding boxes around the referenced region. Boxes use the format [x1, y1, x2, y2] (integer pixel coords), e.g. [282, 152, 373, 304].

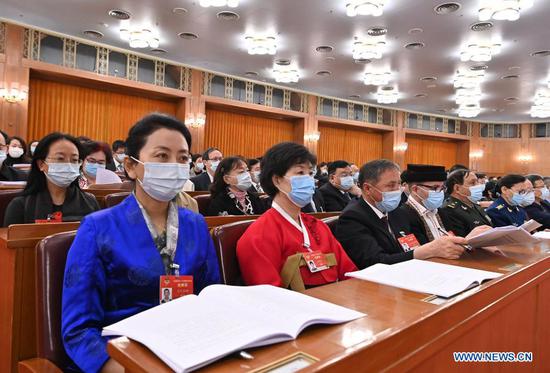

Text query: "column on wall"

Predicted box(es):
[390, 111, 405, 168]
[520, 123, 531, 174]
[177, 69, 206, 154]
[302, 95, 319, 154]
[0, 24, 29, 138]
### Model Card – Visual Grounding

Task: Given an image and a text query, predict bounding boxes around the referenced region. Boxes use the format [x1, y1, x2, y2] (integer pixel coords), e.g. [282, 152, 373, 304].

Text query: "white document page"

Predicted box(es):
[467, 225, 540, 248]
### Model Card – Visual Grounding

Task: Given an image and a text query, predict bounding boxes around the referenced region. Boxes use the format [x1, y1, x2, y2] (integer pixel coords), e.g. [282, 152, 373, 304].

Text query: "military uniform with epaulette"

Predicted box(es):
[439, 196, 493, 237]
[486, 196, 527, 227]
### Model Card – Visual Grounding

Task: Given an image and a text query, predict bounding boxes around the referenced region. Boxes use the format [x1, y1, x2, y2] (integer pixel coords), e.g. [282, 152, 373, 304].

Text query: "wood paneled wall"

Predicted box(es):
[27, 79, 178, 143]
[318, 124, 383, 165]
[404, 136, 458, 170]
[203, 108, 296, 158]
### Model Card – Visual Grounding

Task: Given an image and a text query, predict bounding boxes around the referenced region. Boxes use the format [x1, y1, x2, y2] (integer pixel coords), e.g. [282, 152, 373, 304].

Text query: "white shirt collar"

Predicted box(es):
[208, 172, 214, 183]
[408, 195, 430, 216]
[272, 201, 311, 250]
[363, 197, 386, 219]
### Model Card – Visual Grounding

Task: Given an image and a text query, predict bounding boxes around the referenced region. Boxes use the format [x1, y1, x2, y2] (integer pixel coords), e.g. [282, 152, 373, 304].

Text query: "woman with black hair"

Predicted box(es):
[3, 133, 100, 226]
[4, 136, 31, 166]
[486, 174, 529, 227]
[236, 142, 356, 289]
[61, 113, 220, 373]
[207, 156, 267, 216]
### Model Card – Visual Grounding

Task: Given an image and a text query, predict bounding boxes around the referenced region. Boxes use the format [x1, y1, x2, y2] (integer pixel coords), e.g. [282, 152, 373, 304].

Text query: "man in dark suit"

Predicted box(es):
[334, 159, 468, 269]
[190, 147, 223, 191]
[319, 160, 360, 211]
[302, 189, 326, 213]
[248, 158, 264, 193]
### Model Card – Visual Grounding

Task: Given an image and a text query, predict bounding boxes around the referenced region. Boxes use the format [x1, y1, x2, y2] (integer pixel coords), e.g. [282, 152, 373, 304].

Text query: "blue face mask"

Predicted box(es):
[520, 191, 535, 207]
[84, 162, 105, 178]
[510, 191, 524, 206]
[353, 172, 360, 182]
[210, 160, 220, 173]
[340, 176, 355, 191]
[422, 190, 445, 211]
[284, 175, 315, 208]
[541, 187, 550, 201]
[467, 184, 485, 203]
[374, 188, 403, 213]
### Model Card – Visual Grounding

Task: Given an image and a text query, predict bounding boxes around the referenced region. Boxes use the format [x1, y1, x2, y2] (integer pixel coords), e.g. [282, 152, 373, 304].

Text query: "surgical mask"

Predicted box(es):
[282, 175, 315, 208]
[0, 151, 6, 165]
[510, 192, 524, 207]
[84, 162, 105, 178]
[374, 187, 403, 213]
[234, 172, 253, 192]
[133, 157, 189, 202]
[195, 162, 204, 171]
[340, 176, 355, 191]
[115, 153, 126, 163]
[45, 163, 81, 188]
[422, 190, 445, 211]
[252, 170, 261, 182]
[467, 184, 485, 203]
[8, 147, 24, 158]
[30, 146, 37, 155]
[520, 191, 535, 207]
[541, 187, 550, 201]
[353, 172, 360, 182]
[210, 160, 220, 173]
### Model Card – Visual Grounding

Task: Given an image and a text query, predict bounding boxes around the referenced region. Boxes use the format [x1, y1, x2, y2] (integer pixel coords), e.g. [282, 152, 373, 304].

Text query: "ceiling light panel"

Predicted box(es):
[273, 64, 300, 83]
[460, 42, 501, 62]
[478, 0, 534, 22]
[454, 69, 486, 89]
[353, 36, 386, 60]
[363, 69, 392, 85]
[376, 87, 399, 104]
[120, 24, 159, 48]
[199, 0, 239, 8]
[245, 35, 277, 55]
[455, 87, 482, 106]
[458, 104, 482, 118]
[346, 0, 388, 17]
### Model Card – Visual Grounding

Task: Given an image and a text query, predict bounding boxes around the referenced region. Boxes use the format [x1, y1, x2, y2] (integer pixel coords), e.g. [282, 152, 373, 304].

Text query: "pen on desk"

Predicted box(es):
[238, 350, 254, 360]
[437, 228, 473, 252]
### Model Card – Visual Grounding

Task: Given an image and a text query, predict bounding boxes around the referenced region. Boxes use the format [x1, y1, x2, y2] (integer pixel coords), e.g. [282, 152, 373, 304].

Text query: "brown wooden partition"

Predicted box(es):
[0, 223, 80, 373]
[204, 212, 339, 229]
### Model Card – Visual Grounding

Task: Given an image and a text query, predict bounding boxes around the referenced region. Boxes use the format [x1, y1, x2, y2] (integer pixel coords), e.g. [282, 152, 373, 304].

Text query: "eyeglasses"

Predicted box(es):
[417, 184, 447, 193]
[46, 157, 81, 165]
[209, 157, 223, 162]
[86, 157, 106, 166]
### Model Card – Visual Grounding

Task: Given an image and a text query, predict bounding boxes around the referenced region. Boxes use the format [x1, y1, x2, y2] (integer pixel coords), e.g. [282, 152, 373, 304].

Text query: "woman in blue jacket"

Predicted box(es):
[61, 113, 221, 373]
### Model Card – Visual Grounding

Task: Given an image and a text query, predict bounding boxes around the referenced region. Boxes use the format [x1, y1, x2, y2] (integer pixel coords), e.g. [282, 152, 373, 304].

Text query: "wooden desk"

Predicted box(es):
[0, 223, 80, 373]
[108, 243, 550, 373]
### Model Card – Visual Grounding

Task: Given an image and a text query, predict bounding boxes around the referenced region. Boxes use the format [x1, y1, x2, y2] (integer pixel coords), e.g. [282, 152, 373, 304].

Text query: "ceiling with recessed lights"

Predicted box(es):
[1, 0, 550, 122]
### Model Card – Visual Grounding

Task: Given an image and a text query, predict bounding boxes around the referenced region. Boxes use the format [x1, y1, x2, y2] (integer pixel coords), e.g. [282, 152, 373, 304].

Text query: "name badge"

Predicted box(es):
[35, 211, 63, 224]
[303, 251, 329, 273]
[397, 234, 420, 252]
[159, 275, 193, 304]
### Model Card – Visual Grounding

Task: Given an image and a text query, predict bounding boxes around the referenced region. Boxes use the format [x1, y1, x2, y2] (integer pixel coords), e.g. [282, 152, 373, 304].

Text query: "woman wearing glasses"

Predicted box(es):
[3, 132, 100, 226]
[78, 141, 119, 189]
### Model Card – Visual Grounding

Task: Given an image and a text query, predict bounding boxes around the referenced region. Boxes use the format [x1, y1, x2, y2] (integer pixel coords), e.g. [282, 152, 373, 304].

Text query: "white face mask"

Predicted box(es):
[0, 151, 6, 165]
[132, 157, 189, 202]
[233, 172, 253, 191]
[9, 147, 24, 158]
[115, 153, 126, 163]
[30, 145, 37, 155]
[45, 162, 81, 188]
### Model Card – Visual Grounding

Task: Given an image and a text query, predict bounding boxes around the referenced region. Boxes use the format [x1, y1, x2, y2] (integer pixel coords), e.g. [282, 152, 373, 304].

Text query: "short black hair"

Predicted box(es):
[328, 160, 350, 176]
[495, 174, 526, 195]
[248, 158, 260, 168]
[23, 132, 83, 196]
[203, 147, 221, 161]
[191, 153, 202, 163]
[476, 173, 487, 179]
[260, 142, 316, 198]
[318, 162, 328, 168]
[209, 156, 247, 198]
[82, 141, 113, 165]
[449, 164, 469, 173]
[526, 174, 543, 186]
[126, 113, 192, 162]
[0, 130, 8, 144]
[8, 136, 28, 158]
[112, 140, 126, 152]
[76, 136, 92, 144]
[446, 169, 473, 194]
[358, 159, 400, 187]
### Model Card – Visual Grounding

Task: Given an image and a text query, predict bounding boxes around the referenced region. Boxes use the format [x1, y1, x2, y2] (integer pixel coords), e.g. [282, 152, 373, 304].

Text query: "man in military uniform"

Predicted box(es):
[439, 169, 492, 237]
[486, 174, 528, 227]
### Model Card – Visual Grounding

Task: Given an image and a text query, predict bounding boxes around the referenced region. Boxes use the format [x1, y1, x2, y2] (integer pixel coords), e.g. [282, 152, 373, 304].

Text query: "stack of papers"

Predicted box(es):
[103, 284, 365, 372]
[346, 259, 502, 298]
[467, 224, 540, 248]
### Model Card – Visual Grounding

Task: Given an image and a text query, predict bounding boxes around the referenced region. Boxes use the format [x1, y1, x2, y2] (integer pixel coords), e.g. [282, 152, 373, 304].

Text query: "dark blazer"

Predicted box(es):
[302, 189, 326, 213]
[334, 198, 414, 269]
[105, 161, 116, 172]
[523, 201, 550, 229]
[3, 184, 100, 226]
[319, 182, 352, 212]
[190, 172, 212, 192]
[3, 155, 31, 167]
[0, 164, 29, 181]
[207, 190, 267, 216]
[397, 203, 430, 245]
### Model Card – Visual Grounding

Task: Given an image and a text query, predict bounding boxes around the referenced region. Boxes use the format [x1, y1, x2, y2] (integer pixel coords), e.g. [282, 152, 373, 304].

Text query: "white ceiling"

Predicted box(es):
[2, 0, 550, 123]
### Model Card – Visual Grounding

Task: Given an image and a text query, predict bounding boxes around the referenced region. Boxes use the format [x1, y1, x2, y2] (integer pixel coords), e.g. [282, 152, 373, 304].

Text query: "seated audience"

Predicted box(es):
[28, 140, 39, 157]
[314, 161, 329, 187]
[439, 169, 493, 238]
[334, 159, 470, 269]
[302, 188, 326, 213]
[350, 163, 360, 183]
[483, 179, 497, 201]
[190, 147, 223, 191]
[237, 142, 356, 288]
[448, 163, 469, 173]
[319, 160, 356, 211]
[0, 130, 26, 181]
[248, 158, 264, 193]
[486, 174, 528, 227]
[207, 156, 266, 216]
[62, 113, 220, 373]
[109, 139, 127, 173]
[544, 176, 550, 190]
[3, 133, 100, 226]
[4, 136, 31, 166]
[79, 141, 116, 189]
[523, 174, 550, 229]
[398, 164, 449, 244]
[190, 153, 204, 177]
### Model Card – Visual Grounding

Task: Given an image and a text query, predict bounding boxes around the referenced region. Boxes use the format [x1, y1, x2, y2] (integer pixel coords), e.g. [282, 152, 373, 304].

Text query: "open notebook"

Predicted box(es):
[102, 284, 365, 372]
[466, 221, 541, 249]
[345, 259, 502, 298]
